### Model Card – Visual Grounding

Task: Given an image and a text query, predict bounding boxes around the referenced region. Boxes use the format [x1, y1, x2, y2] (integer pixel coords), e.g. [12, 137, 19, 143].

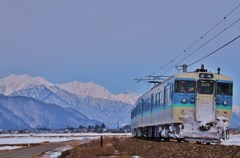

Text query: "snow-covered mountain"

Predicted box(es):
[0, 74, 53, 95]
[233, 105, 240, 114]
[0, 74, 138, 105]
[231, 105, 240, 129]
[11, 85, 132, 126]
[0, 95, 99, 130]
[0, 74, 137, 129]
[58, 81, 139, 105]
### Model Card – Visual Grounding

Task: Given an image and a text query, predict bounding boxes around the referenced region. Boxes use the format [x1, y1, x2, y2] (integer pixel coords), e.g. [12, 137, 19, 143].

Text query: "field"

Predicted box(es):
[0, 133, 130, 158]
[0, 133, 240, 158]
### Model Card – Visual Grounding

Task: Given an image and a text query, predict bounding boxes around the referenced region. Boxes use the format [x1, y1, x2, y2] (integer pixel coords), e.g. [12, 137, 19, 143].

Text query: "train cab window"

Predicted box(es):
[197, 80, 214, 94]
[217, 82, 233, 96]
[175, 80, 196, 93]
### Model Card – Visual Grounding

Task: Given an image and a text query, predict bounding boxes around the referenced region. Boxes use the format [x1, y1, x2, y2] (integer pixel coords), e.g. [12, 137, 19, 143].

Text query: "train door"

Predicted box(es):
[164, 85, 171, 121]
[195, 80, 215, 122]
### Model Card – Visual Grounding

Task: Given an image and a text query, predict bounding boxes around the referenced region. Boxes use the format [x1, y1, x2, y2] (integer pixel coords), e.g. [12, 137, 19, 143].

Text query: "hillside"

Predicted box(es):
[0, 95, 99, 130]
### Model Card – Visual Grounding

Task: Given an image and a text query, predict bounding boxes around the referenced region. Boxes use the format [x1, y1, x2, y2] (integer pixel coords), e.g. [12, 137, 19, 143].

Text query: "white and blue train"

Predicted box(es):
[131, 65, 233, 143]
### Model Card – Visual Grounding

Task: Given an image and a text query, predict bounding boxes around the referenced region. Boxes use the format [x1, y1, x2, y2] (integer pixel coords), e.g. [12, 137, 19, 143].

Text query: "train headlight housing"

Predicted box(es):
[190, 98, 195, 103]
[181, 98, 188, 104]
[222, 100, 228, 106]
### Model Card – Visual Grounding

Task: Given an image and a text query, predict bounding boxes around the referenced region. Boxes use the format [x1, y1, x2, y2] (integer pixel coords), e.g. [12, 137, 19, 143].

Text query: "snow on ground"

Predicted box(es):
[0, 146, 23, 151]
[221, 134, 240, 146]
[0, 133, 131, 145]
[41, 145, 72, 158]
[0, 136, 85, 145]
[0, 133, 240, 146]
[0, 132, 131, 137]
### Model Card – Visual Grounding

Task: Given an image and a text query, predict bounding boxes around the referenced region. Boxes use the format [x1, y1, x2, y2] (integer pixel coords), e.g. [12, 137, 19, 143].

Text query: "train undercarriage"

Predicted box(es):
[132, 120, 230, 144]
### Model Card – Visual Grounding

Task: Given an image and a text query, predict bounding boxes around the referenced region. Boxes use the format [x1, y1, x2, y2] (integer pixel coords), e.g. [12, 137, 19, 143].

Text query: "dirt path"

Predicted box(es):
[0, 140, 82, 158]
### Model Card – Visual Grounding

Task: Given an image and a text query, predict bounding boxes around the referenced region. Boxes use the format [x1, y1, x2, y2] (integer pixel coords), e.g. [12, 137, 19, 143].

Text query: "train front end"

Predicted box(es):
[174, 65, 233, 143]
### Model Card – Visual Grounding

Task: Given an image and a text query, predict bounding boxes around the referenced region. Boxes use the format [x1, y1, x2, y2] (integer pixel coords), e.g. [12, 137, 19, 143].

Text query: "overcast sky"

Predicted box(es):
[0, 0, 240, 104]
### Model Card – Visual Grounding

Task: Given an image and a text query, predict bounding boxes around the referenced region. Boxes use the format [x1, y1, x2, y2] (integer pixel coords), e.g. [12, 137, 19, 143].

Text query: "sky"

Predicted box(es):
[0, 1, 240, 104]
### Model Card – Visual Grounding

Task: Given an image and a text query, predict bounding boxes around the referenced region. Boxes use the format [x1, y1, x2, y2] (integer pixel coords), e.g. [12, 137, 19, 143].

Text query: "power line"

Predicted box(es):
[160, 35, 240, 73]
[137, 33, 239, 86]
[188, 35, 240, 67]
[175, 17, 240, 66]
[158, 17, 240, 77]
[151, 2, 240, 75]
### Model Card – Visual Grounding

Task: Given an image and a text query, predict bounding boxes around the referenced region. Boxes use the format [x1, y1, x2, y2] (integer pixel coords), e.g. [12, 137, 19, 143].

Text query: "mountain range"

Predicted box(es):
[0, 74, 139, 130]
[231, 105, 240, 129]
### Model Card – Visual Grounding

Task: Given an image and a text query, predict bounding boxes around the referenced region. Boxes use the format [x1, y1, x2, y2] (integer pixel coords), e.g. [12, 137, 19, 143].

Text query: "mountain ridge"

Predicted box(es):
[0, 74, 136, 128]
[0, 95, 100, 130]
[0, 74, 139, 105]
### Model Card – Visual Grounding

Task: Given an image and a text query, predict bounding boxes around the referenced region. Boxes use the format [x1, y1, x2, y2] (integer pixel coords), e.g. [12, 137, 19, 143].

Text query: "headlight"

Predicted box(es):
[222, 100, 228, 106]
[190, 98, 195, 103]
[181, 98, 188, 104]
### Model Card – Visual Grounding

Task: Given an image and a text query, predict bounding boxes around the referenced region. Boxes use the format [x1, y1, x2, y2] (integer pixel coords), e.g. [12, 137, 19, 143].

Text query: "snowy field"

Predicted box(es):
[0, 132, 131, 153]
[0, 146, 23, 151]
[0, 133, 131, 145]
[0, 133, 239, 152]
[41, 145, 73, 158]
[221, 134, 240, 146]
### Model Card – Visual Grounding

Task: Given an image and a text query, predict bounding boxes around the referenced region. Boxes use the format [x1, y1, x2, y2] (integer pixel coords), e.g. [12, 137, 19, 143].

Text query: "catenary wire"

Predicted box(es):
[151, 2, 240, 75]
[157, 17, 240, 77]
[188, 35, 240, 67]
[175, 17, 240, 66]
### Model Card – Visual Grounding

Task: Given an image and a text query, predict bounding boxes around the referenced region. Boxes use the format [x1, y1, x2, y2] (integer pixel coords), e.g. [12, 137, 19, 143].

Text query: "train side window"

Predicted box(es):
[144, 100, 147, 112]
[155, 93, 158, 108]
[158, 92, 161, 106]
[138, 103, 141, 114]
[151, 94, 154, 110]
[145, 99, 148, 111]
[160, 92, 163, 105]
[148, 98, 150, 111]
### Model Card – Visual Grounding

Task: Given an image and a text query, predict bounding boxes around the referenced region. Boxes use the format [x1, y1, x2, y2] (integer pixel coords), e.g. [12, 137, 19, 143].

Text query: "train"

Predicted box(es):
[131, 65, 233, 144]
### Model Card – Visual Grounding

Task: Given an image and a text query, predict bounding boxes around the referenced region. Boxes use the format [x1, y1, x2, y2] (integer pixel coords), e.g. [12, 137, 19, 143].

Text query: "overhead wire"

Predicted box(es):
[156, 14, 240, 77]
[151, 2, 240, 76]
[188, 35, 240, 67]
[175, 17, 240, 66]
[135, 2, 240, 84]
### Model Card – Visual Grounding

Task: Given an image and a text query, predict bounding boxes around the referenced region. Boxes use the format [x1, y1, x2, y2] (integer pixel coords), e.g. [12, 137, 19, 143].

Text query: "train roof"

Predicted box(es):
[174, 71, 232, 81]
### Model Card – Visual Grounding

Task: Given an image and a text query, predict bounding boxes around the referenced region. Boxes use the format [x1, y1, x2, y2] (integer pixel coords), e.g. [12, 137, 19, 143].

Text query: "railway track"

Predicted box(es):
[116, 137, 240, 158]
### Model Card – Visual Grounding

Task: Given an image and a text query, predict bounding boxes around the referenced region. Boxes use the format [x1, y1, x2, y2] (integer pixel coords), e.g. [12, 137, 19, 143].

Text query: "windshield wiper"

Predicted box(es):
[218, 88, 225, 96]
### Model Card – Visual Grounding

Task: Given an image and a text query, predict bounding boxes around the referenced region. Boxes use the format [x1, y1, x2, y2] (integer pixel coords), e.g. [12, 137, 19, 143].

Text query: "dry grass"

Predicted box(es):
[68, 136, 131, 158]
